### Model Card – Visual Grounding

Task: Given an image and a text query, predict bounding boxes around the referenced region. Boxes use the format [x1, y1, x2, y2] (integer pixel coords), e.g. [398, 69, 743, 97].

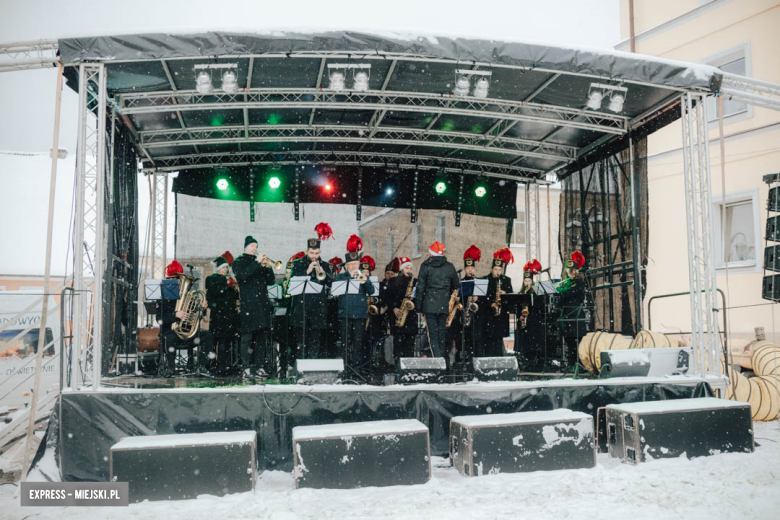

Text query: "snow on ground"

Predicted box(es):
[1, 421, 778, 520]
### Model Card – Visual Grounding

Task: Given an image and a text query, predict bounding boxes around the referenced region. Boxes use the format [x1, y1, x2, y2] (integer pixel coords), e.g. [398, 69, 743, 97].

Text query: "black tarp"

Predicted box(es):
[46, 380, 713, 481]
[58, 32, 721, 93]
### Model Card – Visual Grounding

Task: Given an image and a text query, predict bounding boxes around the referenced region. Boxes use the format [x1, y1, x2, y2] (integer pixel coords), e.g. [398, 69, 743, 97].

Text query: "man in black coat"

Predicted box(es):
[414, 241, 460, 368]
[481, 248, 515, 357]
[557, 251, 592, 367]
[204, 252, 239, 375]
[290, 236, 333, 358]
[386, 257, 418, 360]
[334, 251, 375, 368]
[232, 236, 276, 378]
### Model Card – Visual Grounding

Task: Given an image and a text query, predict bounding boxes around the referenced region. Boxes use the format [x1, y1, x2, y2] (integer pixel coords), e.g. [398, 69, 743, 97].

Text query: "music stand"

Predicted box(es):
[534, 281, 558, 296]
[144, 280, 180, 377]
[287, 276, 324, 359]
[330, 279, 369, 382]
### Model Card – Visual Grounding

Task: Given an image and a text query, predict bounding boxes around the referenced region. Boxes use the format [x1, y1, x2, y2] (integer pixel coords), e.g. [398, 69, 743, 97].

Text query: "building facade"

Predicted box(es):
[618, 0, 780, 343]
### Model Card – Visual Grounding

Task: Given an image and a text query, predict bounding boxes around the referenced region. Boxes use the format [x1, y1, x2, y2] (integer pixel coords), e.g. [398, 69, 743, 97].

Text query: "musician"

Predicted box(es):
[516, 259, 545, 370]
[448, 245, 481, 365]
[278, 252, 305, 377]
[289, 224, 334, 358]
[360, 254, 381, 366]
[232, 236, 276, 378]
[379, 258, 400, 333]
[415, 241, 459, 369]
[481, 248, 514, 357]
[557, 250, 590, 367]
[386, 256, 418, 359]
[156, 260, 213, 377]
[204, 252, 239, 375]
[334, 243, 375, 368]
[324, 256, 345, 359]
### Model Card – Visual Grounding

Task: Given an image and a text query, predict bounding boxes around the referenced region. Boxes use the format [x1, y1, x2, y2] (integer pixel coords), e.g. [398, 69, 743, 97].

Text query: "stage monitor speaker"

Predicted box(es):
[472, 356, 518, 382]
[764, 245, 780, 272]
[606, 398, 753, 464]
[295, 359, 344, 385]
[769, 186, 780, 212]
[450, 410, 595, 476]
[110, 431, 256, 502]
[767, 215, 780, 242]
[292, 419, 431, 489]
[763, 274, 780, 302]
[599, 347, 691, 379]
[396, 357, 446, 384]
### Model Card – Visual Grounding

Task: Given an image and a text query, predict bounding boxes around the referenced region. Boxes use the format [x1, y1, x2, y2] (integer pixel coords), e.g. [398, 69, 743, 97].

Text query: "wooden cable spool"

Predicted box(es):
[630, 330, 678, 350]
[752, 343, 780, 377]
[578, 331, 632, 374]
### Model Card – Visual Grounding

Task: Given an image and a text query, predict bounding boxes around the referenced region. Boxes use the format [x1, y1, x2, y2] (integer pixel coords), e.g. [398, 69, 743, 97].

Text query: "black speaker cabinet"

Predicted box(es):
[472, 356, 518, 381]
[110, 431, 256, 502]
[396, 357, 446, 384]
[292, 419, 431, 489]
[450, 410, 596, 476]
[605, 398, 753, 464]
[769, 186, 780, 212]
[295, 359, 344, 384]
[764, 245, 780, 272]
[767, 215, 780, 242]
[763, 274, 780, 302]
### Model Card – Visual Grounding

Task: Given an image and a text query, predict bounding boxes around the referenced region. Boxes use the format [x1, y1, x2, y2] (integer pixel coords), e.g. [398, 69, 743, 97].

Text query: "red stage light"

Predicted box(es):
[325, 183, 333, 192]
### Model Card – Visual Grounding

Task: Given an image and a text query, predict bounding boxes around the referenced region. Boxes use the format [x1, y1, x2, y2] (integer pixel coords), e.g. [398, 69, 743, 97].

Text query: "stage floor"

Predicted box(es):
[39, 374, 721, 482]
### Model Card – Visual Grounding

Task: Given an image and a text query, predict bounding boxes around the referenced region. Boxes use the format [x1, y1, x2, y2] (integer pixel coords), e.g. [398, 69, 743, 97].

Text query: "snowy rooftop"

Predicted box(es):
[293, 419, 429, 440]
[452, 409, 591, 427]
[606, 397, 749, 415]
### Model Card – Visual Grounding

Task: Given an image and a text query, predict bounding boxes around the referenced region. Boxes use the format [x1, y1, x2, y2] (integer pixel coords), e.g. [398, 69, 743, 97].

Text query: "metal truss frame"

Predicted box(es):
[524, 184, 541, 261]
[680, 92, 721, 379]
[150, 173, 168, 280]
[71, 64, 108, 390]
[118, 88, 628, 135]
[0, 40, 58, 72]
[720, 73, 780, 111]
[139, 124, 577, 163]
[145, 149, 548, 182]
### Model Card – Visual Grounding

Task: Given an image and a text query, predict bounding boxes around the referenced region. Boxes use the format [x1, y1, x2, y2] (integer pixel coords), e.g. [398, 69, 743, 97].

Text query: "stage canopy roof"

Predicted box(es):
[55, 31, 726, 217]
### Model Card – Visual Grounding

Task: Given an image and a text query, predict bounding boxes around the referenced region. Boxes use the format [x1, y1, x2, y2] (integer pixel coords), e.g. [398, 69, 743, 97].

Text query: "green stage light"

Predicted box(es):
[475, 185, 487, 197]
[435, 181, 447, 194]
[268, 176, 281, 189]
[216, 178, 229, 190]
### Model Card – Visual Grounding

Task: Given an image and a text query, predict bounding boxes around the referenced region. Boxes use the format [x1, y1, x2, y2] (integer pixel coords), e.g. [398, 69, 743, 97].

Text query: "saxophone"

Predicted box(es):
[493, 277, 502, 317]
[463, 300, 479, 327]
[171, 273, 206, 340]
[395, 276, 415, 327]
[445, 289, 462, 328]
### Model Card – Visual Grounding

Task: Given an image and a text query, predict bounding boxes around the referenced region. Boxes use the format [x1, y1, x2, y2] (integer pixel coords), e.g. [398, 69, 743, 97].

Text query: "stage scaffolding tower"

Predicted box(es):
[524, 183, 541, 263]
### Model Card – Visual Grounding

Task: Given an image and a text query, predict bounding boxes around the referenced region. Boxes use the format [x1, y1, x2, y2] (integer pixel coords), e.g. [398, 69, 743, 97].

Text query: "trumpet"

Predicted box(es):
[352, 271, 367, 283]
[259, 254, 283, 270]
[312, 261, 327, 281]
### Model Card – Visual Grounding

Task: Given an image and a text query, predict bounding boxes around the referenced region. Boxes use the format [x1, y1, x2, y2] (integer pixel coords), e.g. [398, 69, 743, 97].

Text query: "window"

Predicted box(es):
[386, 229, 394, 262]
[713, 191, 759, 269]
[704, 44, 750, 122]
[511, 210, 526, 246]
[435, 213, 446, 244]
[412, 221, 422, 258]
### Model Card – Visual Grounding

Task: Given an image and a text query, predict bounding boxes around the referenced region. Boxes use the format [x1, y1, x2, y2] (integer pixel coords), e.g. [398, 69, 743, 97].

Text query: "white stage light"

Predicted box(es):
[329, 71, 346, 91]
[453, 75, 470, 97]
[195, 71, 212, 95]
[222, 70, 238, 93]
[353, 71, 369, 91]
[586, 89, 603, 110]
[608, 93, 625, 113]
[473, 78, 489, 98]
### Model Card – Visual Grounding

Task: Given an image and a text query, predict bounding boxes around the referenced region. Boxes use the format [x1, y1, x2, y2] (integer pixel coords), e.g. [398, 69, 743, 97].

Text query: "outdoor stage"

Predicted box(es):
[46, 375, 716, 481]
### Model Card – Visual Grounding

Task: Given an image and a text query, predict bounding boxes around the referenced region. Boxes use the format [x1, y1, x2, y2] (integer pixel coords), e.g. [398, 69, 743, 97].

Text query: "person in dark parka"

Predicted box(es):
[386, 257, 418, 360]
[481, 247, 515, 357]
[232, 236, 276, 377]
[414, 241, 460, 368]
[204, 251, 239, 375]
[289, 224, 335, 359]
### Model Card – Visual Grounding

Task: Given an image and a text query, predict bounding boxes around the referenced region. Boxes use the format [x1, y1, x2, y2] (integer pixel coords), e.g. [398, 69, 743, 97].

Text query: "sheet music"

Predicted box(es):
[267, 284, 283, 299]
[472, 279, 488, 297]
[330, 280, 363, 296]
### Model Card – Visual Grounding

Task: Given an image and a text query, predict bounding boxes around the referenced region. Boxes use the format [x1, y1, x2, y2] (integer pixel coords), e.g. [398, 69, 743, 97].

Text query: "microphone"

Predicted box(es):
[185, 263, 196, 270]
[540, 267, 551, 273]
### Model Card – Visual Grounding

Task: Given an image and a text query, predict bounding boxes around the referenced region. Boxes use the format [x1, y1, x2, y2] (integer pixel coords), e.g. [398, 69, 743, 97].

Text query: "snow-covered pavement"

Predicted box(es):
[2, 421, 778, 520]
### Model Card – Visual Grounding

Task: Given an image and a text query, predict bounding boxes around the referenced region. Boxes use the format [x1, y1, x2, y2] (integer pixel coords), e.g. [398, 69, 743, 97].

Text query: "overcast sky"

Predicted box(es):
[0, 0, 620, 276]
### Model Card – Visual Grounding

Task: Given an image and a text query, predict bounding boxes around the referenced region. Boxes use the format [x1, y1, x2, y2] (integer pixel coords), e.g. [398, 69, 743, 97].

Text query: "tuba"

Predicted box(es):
[171, 273, 206, 340]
